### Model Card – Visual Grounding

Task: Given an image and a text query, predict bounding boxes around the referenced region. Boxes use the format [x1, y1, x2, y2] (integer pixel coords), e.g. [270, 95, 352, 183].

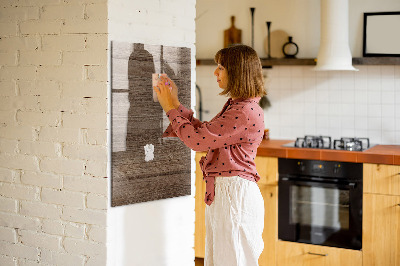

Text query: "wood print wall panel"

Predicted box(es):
[111, 41, 191, 207]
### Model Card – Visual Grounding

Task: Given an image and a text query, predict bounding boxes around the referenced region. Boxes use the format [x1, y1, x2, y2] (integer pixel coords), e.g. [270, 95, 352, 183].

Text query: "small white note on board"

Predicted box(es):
[144, 144, 154, 162]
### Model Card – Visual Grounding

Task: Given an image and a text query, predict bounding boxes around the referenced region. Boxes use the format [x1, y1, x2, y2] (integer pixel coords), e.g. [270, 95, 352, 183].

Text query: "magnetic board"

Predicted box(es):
[111, 41, 192, 206]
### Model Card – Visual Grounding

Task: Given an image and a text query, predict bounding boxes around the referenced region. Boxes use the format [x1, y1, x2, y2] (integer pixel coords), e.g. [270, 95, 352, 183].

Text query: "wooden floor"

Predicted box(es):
[195, 257, 204, 266]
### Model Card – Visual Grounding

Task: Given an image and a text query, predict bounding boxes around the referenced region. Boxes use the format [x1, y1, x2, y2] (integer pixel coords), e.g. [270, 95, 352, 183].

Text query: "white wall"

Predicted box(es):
[196, 0, 400, 145]
[196, 0, 400, 58]
[196, 0, 319, 59]
[107, 1, 197, 266]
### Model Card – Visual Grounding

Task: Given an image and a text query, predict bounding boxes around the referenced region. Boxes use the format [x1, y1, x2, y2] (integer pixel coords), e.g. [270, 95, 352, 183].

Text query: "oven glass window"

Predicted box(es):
[290, 186, 349, 230]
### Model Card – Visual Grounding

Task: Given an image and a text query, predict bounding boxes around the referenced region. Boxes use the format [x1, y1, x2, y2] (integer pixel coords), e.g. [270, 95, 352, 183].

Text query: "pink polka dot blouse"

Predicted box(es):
[163, 97, 265, 205]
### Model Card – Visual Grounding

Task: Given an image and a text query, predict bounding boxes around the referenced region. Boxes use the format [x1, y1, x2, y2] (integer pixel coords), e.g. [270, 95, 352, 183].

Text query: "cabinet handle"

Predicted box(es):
[307, 252, 328, 257]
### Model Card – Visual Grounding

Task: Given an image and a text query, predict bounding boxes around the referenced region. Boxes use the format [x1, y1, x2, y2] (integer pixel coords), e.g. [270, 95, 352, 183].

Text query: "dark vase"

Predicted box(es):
[282, 36, 299, 58]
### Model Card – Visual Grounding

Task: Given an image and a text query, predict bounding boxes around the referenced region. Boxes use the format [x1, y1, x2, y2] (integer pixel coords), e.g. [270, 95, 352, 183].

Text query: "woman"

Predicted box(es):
[154, 44, 266, 266]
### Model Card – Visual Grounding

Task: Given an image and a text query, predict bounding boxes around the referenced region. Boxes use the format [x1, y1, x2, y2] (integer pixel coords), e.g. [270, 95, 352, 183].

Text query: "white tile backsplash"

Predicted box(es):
[341, 89, 355, 104]
[355, 117, 368, 130]
[396, 105, 400, 118]
[342, 116, 355, 129]
[396, 88, 400, 104]
[367, 104, 382, 118]
[368, 130, 382, 143]
[316, 89, 329, 103]
[381, 66, 395, 77]
[316, 115, 330, 129]
[341, 104, 355, 116]
[395, 66, 400, 78]
[355, 104, 368, 117]
[367, 77, 381, 91]
[382, 90, 395, 104]
[382, 78, 395, 91]
[383, 131, 396, 144]
[382, 105, 395, 118]
[382, 117, 396, 131]
[368, 117, 382, 131]
[329, 88, 342, 103]
[304, 102, 316, 115]
[316, 103, 330, 116]
[196, 65, 400, 144]
[367, 91, 381, 105]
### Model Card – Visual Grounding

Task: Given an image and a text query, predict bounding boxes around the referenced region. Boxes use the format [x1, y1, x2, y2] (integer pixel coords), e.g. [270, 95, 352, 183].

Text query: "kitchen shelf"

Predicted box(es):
[196, 57, 400, 67]
[260, 58, 316, 67]
[352, 57, 400, 65]
[195, 58, 316, 67]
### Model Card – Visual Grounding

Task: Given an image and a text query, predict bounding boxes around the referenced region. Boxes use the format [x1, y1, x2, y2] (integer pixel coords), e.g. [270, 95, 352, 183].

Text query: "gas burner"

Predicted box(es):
[295, 135, 332, 149]
[283, 136, 372, 151]
[333, 137, 370, 151]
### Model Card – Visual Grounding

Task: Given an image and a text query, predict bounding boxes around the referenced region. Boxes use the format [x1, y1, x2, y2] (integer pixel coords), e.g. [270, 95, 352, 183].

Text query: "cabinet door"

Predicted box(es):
[363, 193, 400, 266]
[255, 156, 278, 186]
[259, 185, 278, 266]
[277, 241, 362, 266]
[195, 152, 207, 258]
[364, 164, 400, 196]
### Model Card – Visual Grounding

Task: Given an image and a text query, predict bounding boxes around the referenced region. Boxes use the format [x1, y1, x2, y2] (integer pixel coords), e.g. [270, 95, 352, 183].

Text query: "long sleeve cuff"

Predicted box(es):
[166, 108, 181, 123]
[162, 108, 181, 138]
[162, 124, 177, 138]
[177, 104, 193, 118]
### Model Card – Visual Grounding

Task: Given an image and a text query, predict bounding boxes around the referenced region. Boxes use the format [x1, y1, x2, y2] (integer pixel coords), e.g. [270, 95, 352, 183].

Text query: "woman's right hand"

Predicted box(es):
[160, 75, 180, 109]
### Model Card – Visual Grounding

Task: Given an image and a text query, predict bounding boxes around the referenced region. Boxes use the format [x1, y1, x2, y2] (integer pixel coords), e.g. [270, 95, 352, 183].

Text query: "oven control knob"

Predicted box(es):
[297, 161, 305, 171]
[334, 167, 339, 174]
[334, 164, 341, 174]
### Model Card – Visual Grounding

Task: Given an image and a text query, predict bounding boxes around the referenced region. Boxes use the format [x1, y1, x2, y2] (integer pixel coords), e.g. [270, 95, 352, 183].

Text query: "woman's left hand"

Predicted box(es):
[153, 78, 175, 113]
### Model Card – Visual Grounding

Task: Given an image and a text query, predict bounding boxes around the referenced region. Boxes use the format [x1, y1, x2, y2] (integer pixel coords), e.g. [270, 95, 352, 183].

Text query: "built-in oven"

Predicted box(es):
[278, 158, 363, 250]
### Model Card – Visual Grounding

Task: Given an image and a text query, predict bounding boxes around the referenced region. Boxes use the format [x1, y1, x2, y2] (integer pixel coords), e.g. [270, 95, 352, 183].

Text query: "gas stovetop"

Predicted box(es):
[282, 135, 374, 151]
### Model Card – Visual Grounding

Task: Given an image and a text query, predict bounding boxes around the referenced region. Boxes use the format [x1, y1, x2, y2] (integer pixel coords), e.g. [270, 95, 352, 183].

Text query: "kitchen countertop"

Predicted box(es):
[256, 139, 400, 165]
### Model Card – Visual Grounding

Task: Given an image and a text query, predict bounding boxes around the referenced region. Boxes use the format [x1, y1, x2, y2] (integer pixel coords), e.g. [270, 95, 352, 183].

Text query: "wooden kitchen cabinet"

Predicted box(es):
[258, 184, 278, 266]
[256, 156, 278, 266]
[276, 241, 362, 266]
[363, 193, 400, 266]
[195, 152, 207, 258]
[255, 156, 278, 186]
[364, 163, 400, 196]
[363, 163, 400, 266]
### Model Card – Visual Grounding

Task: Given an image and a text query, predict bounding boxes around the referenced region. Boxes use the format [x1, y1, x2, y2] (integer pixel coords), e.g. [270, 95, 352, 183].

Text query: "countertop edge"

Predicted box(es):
[196, 140, 400, 166]
[257, 140, 400, 165]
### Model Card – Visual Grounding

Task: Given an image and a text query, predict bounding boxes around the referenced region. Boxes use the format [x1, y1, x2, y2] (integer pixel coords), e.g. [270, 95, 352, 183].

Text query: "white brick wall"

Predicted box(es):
[40, 249, 85, 266]
[42, 219, 63, 236]
[0, 197, 17, 213]
[0, 0, 108, 265]
[0, 226, 17, 243]
[64, 222, 85, 239]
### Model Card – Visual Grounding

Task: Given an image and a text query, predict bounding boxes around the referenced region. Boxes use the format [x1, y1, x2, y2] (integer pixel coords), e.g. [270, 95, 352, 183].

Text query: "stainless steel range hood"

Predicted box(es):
[314, 0, 358, 71]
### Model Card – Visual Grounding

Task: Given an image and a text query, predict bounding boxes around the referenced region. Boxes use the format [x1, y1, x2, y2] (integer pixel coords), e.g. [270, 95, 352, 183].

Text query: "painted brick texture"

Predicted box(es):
[0, 0, 108, 265]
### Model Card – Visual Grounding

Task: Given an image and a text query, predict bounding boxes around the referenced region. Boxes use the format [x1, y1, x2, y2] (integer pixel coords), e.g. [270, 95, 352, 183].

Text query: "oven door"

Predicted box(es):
[278, 176, 362, 250]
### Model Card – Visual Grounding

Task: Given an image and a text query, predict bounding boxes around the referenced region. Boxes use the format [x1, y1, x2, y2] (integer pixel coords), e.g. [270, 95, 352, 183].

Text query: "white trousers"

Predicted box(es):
[205, 176, 264, 266]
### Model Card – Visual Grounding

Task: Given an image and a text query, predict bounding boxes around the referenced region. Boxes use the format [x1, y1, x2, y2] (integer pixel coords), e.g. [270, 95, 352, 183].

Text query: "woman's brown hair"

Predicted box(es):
[214, 44, 266, 99]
